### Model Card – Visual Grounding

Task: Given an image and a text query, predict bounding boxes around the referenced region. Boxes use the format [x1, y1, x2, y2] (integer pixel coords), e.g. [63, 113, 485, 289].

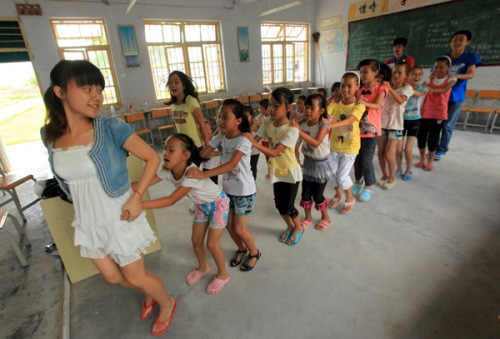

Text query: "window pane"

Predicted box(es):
[63, 51, 85, 60]
[286, 44, 294, 82]
[201, 25, 216, 42]
[262, 22, 308, 85]
[163, 24, 181, 43]
[52, 19, 119, 105]
[145, 20, 226, 99]
[148, 46, 169, 99]
[273, 44, 283, 83]
[204, 44, 223, 92]
[262, 45, 272, 84]
[145, 25, 163, 43]
[185, 25, 201, 42]
[285, 26, 307, 41]
[188, 46, 206, 92]
[295, 42, 307, 82]
[262, 24, 283, 41]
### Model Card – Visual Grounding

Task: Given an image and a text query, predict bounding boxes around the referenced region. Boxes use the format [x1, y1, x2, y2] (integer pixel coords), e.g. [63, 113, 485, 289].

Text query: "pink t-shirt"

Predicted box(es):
[355, 83, 389, 138]
[421, 76, 454, 120]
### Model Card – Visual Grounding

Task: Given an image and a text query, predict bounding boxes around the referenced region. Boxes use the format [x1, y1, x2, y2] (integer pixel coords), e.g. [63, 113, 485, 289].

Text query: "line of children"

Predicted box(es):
[377, 62, 414, 189]
[396, 66, 427, 181]
[290, 94, 306, 122]
[141, 134, 231, 294]
[327, 72, 366, 213]
[291, 94, 335, 230]
[417, 56, 456, 171]
[353, 59, 389, 201]
[245, 88, 304, 245]
[187, 99, 261, 272]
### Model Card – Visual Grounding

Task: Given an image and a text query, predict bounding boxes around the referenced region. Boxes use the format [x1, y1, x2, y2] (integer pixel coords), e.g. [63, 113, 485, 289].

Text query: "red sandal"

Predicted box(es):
[152, 299, 177, 336]
[140, 299, 157, 320]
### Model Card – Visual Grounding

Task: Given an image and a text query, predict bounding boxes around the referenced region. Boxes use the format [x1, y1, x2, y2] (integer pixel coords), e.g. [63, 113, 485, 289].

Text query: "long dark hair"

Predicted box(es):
[167, 71, 198, 104]
[221, 99, 250, 133]
[305, 94, 328, 120]
[43, 60, 105, 143]
[271, 87, 294, 119]
[168, 133, 203, 167]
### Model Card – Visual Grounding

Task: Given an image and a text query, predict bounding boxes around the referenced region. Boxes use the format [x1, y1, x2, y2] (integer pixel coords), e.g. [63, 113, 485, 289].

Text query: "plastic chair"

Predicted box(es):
[203, 101, 220, 121]
[151, 108, 176, 143]
[456, 89, 475, 130]
[125, 112, 155, 147]
[462, 90, 500, 132]
[0, 210, 31, 268]
[0, 160, 40, 223]
[236, 96, 250, 104]
[488, 109, 500, 134]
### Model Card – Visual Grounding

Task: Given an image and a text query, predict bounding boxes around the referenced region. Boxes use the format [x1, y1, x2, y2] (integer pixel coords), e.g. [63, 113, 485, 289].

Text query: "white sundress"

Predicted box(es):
[52, 144, 156, 266]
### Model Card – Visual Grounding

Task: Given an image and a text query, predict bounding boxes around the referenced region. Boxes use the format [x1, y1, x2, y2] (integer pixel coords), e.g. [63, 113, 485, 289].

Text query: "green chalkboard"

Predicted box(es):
[347, 0, 500, 69]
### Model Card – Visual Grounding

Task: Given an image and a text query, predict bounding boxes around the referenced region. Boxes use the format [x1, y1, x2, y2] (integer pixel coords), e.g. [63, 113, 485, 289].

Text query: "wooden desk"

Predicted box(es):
[41, 155, 162, 283]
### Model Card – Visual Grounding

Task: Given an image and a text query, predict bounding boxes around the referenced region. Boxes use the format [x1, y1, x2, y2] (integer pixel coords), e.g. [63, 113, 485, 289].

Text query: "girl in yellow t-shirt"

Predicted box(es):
[327, 72, 365, 214]
[245, 88, 304, 246]
[165, 71, 210, 150]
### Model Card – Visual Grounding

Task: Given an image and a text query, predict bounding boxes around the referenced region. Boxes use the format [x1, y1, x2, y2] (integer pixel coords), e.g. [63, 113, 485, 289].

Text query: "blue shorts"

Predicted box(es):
[227, 193, 256, 216]
[381, 128, 403, 140]
[194, 191, 229, 229]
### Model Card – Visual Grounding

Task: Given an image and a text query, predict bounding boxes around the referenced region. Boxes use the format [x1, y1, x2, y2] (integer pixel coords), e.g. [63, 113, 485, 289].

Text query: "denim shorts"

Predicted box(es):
[227, 193, 256, 216]
[381, 128, 403, 140]
[194, 191, 229, 229]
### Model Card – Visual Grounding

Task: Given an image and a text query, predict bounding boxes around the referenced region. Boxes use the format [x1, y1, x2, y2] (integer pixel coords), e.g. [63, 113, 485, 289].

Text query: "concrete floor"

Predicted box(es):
[1, 129, 499, 338]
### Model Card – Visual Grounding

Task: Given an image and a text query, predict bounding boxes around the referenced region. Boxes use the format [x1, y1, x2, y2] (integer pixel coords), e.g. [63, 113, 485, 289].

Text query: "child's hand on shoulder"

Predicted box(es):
[243, 132, 255, 144]
[289, 120, 299, 129]
[186, 166, 203, 179]
[356, 98, 367, 106]
[383, 81, 391, 88]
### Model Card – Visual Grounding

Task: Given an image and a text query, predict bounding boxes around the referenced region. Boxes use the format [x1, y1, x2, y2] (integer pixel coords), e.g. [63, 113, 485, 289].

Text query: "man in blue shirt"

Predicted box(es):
[435, 30, 481, 160]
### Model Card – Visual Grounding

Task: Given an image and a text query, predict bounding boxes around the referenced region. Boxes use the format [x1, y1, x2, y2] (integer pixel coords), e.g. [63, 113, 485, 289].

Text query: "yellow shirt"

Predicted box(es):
[328, 101, 365, 155]
[171, 95, 203, 147]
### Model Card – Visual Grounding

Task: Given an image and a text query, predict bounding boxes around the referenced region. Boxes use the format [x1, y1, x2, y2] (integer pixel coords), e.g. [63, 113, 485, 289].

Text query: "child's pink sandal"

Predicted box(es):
[415, 161, 427, 168]
[206, 275, 230, 294]
[300, 219, 313, 229]
[186, 268, 210, 285]
[342, 199, 355, 214]
[328, 194, 344, 208]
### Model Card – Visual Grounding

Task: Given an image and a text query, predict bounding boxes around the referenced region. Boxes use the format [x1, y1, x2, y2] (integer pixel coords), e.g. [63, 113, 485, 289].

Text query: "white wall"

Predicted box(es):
[0, 0, 317, 113]
[313, 0, 500, 93]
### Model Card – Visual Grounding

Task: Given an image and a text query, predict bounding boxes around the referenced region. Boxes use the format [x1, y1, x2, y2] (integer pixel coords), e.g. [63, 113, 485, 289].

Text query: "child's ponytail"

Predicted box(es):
[170, 133, 204, 167]
[43, 84, 67, 143]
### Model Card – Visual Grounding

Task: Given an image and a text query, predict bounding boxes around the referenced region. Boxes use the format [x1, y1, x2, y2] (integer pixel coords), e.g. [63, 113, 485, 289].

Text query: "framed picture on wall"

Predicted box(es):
[237, 27, 249, 62]
[118, 25, 141, 68]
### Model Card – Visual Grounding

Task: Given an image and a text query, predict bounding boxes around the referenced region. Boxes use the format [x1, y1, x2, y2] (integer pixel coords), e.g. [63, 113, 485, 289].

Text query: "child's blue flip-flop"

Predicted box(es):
[279, 230, 291, 243]
[403, 171, 412, 181]
[287, 230, 304, 246]
[395, 169, 403, 179]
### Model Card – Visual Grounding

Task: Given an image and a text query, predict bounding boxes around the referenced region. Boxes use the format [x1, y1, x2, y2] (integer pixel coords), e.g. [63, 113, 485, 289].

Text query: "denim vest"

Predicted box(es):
[43, 115, 134, 198]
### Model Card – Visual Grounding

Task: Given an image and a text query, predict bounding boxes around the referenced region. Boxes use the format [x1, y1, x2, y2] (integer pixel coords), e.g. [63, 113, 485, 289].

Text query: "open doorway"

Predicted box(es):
[0, 61, 48, 177]
[0, 19, 49, 178]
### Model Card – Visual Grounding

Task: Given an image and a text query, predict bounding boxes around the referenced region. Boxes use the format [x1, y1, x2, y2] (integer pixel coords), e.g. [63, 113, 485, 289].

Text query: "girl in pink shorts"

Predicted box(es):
[141, 134, 230, 295]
